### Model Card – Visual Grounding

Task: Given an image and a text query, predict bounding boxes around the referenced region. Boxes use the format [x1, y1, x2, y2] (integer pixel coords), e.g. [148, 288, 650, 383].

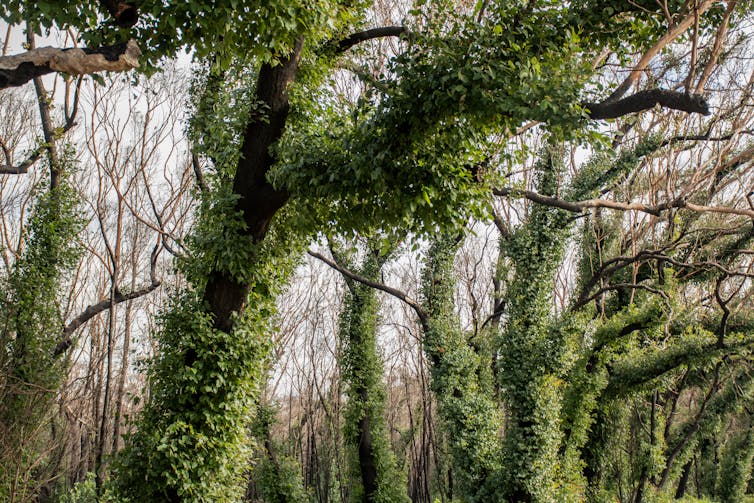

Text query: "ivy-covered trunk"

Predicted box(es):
[420, 235, 503, 501]
[336, 245, 408, 503]
[497, 142, 663, 501]
[498, 150, 571, 502]
[203, 39, 302, 334]
[0, 175, 82, 500]
[114, 42, 305, 501]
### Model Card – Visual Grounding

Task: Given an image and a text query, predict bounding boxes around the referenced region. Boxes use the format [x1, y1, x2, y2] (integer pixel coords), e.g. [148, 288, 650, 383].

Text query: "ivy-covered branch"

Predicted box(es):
[603, 336, 754, 398]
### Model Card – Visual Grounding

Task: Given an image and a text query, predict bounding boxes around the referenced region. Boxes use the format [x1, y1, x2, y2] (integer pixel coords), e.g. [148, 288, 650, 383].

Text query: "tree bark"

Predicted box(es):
[584, 89, 710, 120]
[0, 40, 141, 90]
[675, 459, 693, 499]
[202, 38, 303, 332]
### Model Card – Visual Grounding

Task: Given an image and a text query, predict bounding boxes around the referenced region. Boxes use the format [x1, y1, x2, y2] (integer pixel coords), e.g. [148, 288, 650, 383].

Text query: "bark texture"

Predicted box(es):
[202, 38, 304, 332]
[0, 40, 141, 90]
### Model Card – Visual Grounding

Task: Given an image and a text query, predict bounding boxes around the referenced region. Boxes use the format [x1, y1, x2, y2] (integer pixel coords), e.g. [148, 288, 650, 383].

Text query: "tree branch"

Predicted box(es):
[493, 188, 754, 219]
[335, 26, 408, 53]
[308, 250, 429, 330]
[572, 282, 669, 311]
[584, 89, 710, 120]
[607, 0, 716, 101]
[0, 40, 141, 90]
[0, 80, 81, 175]
[54, 280, 161, 356]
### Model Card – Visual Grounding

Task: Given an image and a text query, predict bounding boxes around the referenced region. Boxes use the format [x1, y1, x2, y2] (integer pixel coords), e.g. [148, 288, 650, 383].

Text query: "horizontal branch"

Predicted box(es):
[335, 26, 408, 53]
[0, 39, 141, 90]
[572, 282, 669, 311]
[54, 280, 160, 356]
[584, 89, 710, 120]
[308, 250, 429, 330]
[0, 159, 36, 174]
[493, 188, 754, 219]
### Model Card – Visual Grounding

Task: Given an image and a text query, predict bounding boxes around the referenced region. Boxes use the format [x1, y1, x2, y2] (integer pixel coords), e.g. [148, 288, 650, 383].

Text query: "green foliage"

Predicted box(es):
[715, 427, 754, 503]
[249, 405, 308, 503]
[421, 235, 503, 501]
[57, 473, 107, 503]
[1, 0, 366, 69]
[336, 243, 409, 503]
[114, 203, 302, 500]
[114, 293, 265, 501]
[114, 54, 306, 500]
[495, 140, 665, 501]
[0, 168, 83, 501]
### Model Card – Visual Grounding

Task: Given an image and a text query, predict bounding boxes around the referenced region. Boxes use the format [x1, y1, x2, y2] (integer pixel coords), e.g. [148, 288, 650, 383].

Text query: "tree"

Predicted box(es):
[1, 0, 752, 501]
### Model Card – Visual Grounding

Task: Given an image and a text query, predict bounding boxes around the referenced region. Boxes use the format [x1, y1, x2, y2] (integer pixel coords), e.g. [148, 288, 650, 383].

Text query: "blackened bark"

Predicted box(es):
[358, 393, 379, 501]
[203, 38, 303, 332]
[584, 89, 710, 120]
[98, 0, 138, 27]
[335, 26, 408, 53]
[675, 459, 693, 499]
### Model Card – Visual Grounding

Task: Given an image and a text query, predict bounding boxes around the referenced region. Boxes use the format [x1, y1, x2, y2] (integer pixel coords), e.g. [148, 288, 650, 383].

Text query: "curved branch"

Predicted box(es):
[335, 26, 408, 53]
[0, 40, 141, 90]
[54, 280, 161, 356]
[584, 89, 710, 120]
[308, 250, 429, 331]
[572, 282, 669, 311]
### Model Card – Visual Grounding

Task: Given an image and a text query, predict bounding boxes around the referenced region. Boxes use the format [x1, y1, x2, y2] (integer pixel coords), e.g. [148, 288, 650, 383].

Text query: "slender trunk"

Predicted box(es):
[111, 298, 132, 453]
[634, 391, 657, 503]
[675, 459, 693, 499]
[95, 277, 117, 489]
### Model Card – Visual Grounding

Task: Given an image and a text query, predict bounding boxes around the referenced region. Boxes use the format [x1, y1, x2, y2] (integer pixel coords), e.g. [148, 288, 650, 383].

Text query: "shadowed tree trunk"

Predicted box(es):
[202, 38, 303, 333]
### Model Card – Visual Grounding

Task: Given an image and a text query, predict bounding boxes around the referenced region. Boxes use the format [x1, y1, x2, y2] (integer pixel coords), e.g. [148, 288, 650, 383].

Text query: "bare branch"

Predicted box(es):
[584, 89, 710, 120]
[0, 40, 141, 90]
[54, 280, 161, 356]
[608, 0, 716, 101]
[694, 0, 737, 93]
[335, 26, 408, 53]
[308, 250, 429, 330]
[493, 188, 754, 219]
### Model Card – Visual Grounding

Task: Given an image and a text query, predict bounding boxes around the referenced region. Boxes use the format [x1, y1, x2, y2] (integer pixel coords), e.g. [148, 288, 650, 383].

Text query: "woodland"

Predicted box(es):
[1, 0, 754, 502]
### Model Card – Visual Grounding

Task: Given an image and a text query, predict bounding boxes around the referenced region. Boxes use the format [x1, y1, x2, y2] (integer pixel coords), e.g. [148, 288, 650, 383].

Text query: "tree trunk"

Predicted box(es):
[202, 38, 303, 333]
[675, 458, 693, 499]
